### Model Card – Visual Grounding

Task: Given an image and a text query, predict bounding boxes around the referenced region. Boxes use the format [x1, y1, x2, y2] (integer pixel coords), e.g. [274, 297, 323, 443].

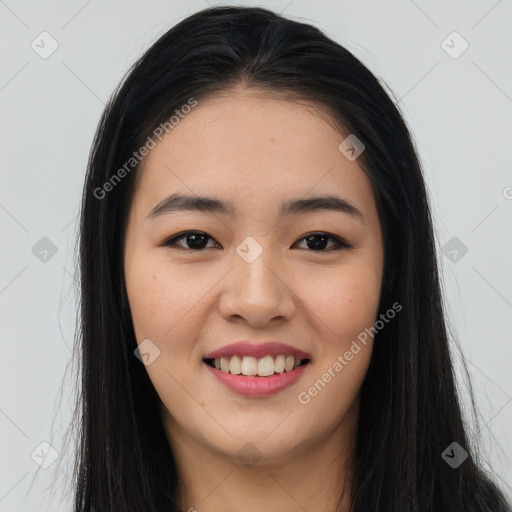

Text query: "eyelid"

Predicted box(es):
[162, 231, 352, 251]
[162, 230, 220, 250]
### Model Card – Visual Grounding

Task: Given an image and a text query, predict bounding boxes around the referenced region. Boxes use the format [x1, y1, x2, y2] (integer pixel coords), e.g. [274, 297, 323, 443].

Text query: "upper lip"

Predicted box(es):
[203, 341, 312, 360]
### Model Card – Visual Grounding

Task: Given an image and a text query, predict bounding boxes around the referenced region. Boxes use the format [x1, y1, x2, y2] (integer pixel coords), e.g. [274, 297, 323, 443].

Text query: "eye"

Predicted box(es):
[293, 232, 351, 251]
[162, 231, 220, 250]
[162, 231, 351, 252]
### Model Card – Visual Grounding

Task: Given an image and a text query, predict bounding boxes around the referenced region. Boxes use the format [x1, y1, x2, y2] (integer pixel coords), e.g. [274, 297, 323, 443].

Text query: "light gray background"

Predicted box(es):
[1, 1, 511, 510]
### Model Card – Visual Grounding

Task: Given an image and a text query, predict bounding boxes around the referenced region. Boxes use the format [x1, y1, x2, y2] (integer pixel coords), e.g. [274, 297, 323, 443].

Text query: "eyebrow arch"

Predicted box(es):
[147, 193, 365, 223]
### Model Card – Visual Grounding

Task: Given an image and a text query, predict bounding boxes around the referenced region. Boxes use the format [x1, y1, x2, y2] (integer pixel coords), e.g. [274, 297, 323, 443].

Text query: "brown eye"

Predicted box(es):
[163, 231, 220, 250]
[293, 232, 351, 251]
[162, 231, 350, 252]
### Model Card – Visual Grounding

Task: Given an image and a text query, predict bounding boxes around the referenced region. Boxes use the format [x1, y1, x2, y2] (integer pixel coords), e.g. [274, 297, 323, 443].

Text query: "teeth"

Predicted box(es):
[229, 355, 242, 375]
[241, 356, 257, 376]
[220, 357, 230, 372]
[274, 355, 285, 373]
[211, 355, 307, 376]
[257, 355, 274, 376]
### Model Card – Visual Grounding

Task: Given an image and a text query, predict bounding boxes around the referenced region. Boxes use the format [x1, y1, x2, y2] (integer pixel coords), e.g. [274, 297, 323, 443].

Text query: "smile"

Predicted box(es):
[203, 355, 310, 377]
[202, 357, 311, 397]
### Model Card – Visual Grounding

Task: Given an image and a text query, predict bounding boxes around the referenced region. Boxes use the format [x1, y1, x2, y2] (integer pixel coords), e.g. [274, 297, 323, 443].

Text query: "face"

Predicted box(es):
[124, 89, 384, 467]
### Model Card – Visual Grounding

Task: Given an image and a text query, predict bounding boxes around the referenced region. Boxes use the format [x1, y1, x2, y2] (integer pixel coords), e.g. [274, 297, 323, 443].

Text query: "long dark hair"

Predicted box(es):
[71, 5, 511, 511]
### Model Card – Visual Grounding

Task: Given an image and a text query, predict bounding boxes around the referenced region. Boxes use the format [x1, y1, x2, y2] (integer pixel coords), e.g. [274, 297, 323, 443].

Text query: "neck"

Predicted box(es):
[162, 403, 358, 512]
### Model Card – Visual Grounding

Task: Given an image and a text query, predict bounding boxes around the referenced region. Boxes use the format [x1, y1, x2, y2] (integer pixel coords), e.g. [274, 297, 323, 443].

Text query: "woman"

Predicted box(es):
[72, 5, 511, 511]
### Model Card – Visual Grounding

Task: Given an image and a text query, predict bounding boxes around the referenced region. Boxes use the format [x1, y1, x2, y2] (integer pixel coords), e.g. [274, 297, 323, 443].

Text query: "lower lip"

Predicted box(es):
[203, 361, 310, 397]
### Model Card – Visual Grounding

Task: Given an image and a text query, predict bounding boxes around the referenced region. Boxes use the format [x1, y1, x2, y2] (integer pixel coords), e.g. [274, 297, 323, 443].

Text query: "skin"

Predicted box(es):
[124, 86, 384, 512]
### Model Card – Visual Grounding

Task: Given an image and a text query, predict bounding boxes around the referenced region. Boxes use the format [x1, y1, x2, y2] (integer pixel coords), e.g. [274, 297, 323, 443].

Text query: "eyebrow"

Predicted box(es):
[147, 193, 365, 222]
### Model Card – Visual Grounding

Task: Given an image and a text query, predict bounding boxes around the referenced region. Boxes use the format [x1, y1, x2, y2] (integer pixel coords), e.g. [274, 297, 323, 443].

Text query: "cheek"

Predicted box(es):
[125, 254, 203, 343]
[295, 261, 380, 419]
[303, 259, 382, 341]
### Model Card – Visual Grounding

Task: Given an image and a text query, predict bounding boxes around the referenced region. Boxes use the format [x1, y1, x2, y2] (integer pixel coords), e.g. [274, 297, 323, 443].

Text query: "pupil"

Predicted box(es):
[187, 233, 207, 249]
[187, 234, 329, 250]
[306, 235, 328, 251]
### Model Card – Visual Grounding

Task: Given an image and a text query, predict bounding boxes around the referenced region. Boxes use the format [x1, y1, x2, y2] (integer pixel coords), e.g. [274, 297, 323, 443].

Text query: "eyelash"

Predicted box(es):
[162, 231, 351, 252]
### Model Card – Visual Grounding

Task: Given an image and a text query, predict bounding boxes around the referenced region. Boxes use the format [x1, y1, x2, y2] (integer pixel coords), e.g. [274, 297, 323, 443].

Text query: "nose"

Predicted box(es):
[218, 247, 296, 328]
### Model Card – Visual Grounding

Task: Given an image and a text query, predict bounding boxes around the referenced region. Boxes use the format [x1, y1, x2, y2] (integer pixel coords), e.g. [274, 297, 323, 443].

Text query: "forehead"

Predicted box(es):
[132, 91, 376, 222]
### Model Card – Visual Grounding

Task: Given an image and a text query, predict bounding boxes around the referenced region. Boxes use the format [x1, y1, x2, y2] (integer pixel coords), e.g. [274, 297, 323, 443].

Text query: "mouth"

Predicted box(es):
[202, 341, 312, 396]
[202, 355, 311, 397]
[202, 355, 311, 377]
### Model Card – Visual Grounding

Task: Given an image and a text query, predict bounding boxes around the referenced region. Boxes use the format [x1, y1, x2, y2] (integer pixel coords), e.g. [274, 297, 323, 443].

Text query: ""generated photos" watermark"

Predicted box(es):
[94, 97, 197, 199]
[297, 302, 402, 404]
